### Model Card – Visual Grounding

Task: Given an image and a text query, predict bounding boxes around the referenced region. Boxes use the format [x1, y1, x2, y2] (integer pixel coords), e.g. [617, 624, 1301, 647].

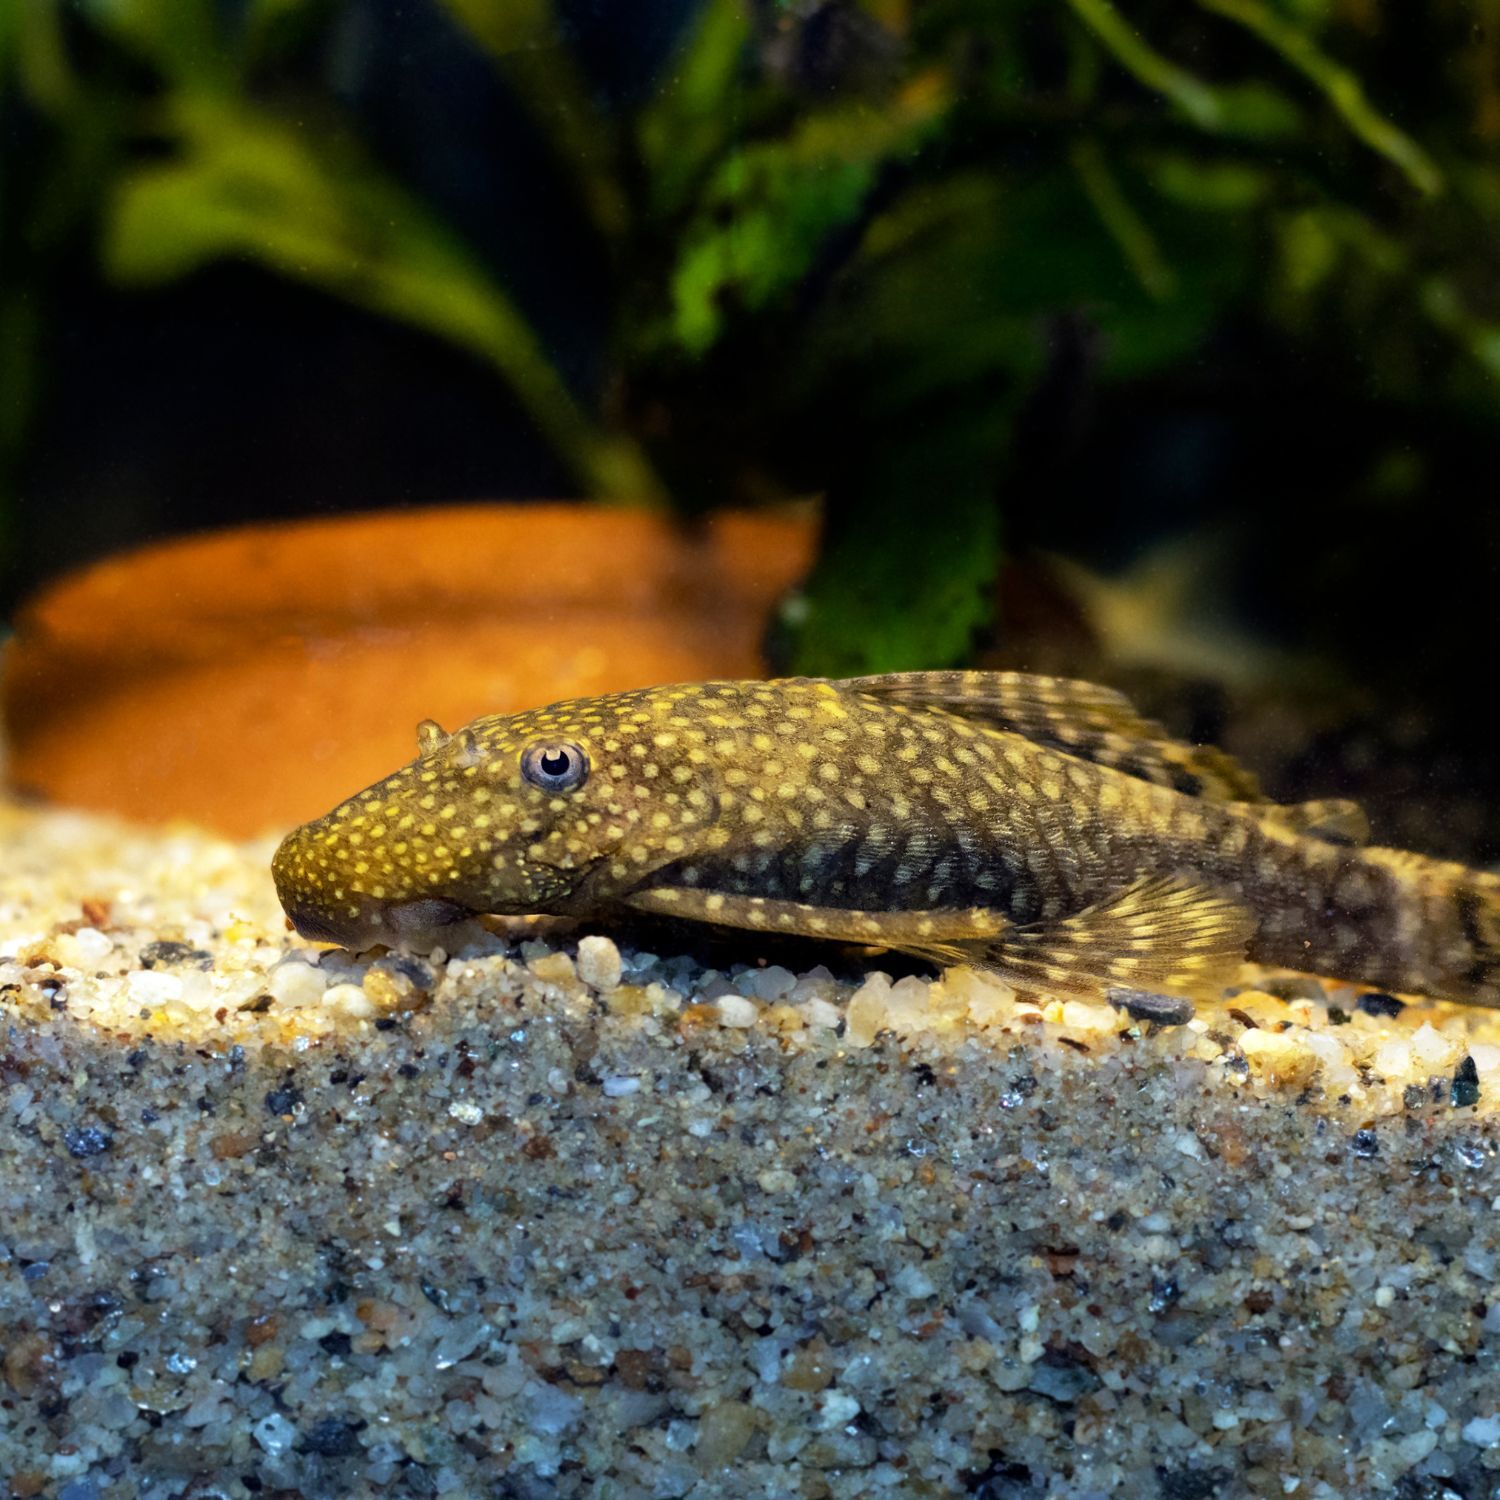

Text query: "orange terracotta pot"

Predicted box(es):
[2, 503, 815, 837]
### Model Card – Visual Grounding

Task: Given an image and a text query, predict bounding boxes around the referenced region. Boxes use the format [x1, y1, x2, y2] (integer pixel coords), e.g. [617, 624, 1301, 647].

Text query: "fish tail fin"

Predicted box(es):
[1427, 862, 1500, 1006]
[962, 874, 1254, 1001]
[1352, 848, 1500, 1006]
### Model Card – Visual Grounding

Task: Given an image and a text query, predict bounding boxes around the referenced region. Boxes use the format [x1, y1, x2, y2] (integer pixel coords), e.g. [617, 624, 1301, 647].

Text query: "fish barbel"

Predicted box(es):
[272, 673, 1500, 1004]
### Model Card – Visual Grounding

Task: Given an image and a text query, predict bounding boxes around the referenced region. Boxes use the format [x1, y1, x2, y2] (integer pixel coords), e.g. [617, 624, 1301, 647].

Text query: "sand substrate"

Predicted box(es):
[2, 800, 1500, 1499]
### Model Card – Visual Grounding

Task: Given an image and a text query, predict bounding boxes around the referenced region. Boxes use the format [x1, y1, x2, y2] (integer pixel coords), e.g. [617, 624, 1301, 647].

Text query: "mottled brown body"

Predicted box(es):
[272, 673, 1500, 1004]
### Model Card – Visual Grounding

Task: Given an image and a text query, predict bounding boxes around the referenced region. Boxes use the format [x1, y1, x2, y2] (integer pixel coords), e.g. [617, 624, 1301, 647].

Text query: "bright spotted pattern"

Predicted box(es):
[273, 673, 1500, 1005]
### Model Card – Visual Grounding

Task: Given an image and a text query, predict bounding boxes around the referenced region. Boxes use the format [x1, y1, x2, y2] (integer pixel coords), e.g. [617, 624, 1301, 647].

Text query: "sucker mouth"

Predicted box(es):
[280, 894, 474, 952]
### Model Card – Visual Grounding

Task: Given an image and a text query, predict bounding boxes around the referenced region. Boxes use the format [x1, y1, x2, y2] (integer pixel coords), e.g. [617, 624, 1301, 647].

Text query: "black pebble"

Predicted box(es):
[63, 1125, 112, 1158]
[300, 1416, 364, 1456]
[1107, 987, 1195, 1027]
[1026, 1358, 1102, 1403]
[1357, 992, 1405, 1018]
[1259, 976, 1327, 1003]
[1452, 1054, 1481, 1109]
[264, 1086, 304, 1116]
[1351, 1128, 1380, 1158]
[138, 939, 213, 970]
[1149, 1276, 1181, 1313]
[1156, 1464, 1233, 1500]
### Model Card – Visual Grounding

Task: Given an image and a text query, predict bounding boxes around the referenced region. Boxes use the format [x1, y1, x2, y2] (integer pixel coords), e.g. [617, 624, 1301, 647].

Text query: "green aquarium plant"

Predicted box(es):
[2, 0, 1498, 675]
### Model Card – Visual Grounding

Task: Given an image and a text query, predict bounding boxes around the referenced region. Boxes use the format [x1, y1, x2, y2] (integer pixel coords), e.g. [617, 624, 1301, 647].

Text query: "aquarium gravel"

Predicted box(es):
[3, 799, 1500, 1498]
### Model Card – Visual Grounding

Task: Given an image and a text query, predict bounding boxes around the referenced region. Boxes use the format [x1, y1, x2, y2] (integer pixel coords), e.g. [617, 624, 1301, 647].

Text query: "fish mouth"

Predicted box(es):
[279, 894, 475, 952]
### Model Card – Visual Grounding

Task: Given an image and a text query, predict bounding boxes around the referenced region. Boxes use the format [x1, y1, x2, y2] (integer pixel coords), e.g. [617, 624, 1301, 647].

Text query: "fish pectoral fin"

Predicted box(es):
[965, 874, 1254, 1001]
[838, 670, 1262, 802]
[623, 886, 1010, 954]
[624, 878, 1250, 1000]
[1259, 797, 1370, 845]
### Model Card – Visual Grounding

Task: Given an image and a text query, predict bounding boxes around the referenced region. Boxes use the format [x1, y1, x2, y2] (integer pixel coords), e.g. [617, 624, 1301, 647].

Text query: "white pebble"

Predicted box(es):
[817, 1390, 861, 1429]
[740, 965, 797, 1001]
[1462, 1412, 1500, 1446]
[1172, 1131, 1205, 1161]
[126, 970, 182, 1007]
[576, 935, 623, 991]
[175, 972, 216, 1011]
[528, 951, 576, 985]
[602, 1076, 641, 1097]
[798, 998, 842, 1030]
[526, 1380, 584, 1435]
[1058, 1000, 1115, 1038]
[267, 960, 328, 1010]
[323, 982, 374, 1018]
[757, 1168, 796, 1194]
[1372, 1038, 1413, 1082]
[844, 974, 893, 1048]
[1410, 1022, 1458, 1072]
[449, 1101, 484, 1125]
[885, 975, 934, 1036]
[253, 1412, 297, 1456]
[790, 965, 838, 1002]
[1302, 1030, 1357, 1092]
[70, 927, 114, 966]
[1394, 1428, 1437, 1466]
[715, 995, 758, 1028]
[893, 1265, 935, 1298]
[948, 967, 1015, 1026]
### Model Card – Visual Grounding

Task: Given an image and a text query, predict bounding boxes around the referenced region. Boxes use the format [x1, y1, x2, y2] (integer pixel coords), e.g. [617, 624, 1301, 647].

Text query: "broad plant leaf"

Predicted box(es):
[635, 0, 752, 217]
[663, 76, 951, 358]
[105, 96, 662, 502]
[777, 399, 1009, 676]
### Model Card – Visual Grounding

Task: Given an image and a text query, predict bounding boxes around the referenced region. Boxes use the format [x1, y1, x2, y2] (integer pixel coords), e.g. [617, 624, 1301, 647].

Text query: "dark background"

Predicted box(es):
[3, 0, 1498, 855]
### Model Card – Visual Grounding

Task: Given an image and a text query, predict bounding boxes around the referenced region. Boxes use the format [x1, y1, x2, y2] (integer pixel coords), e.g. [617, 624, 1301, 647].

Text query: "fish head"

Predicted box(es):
[272, 689, 724, 949]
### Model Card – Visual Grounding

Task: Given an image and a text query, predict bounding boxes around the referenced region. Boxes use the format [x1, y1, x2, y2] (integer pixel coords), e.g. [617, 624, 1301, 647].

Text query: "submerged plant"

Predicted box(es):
[3, 1, 1499, 676]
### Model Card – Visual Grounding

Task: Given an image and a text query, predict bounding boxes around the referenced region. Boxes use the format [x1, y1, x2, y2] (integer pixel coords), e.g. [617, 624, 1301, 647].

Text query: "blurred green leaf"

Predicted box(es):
[636, 0, 751, 216]
[84, 0, 234, 89]
[106, 96, 664, 503]
[1066, 0, 1300, 140]
[1197, 0, 1443, 195]
[7, 0, 73, 114]
[243, 0, 332, 69]
[436, 0, 629, 240]
[1145, 154, 1272, 212]
[670, 157, 871, 356]
[664, 76, 950, 356]
[1420, 275, 1500, 381]
[779, 401, 1008, 675]
[1071, 137, 1176, 301]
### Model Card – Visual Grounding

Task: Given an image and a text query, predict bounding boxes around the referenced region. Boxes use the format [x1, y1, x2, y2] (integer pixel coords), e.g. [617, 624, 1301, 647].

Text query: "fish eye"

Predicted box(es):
[521, 741, 589, 792]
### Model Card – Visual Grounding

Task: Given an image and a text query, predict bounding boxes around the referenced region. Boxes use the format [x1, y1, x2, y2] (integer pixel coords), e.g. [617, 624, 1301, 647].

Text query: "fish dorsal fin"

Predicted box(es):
[838, 671, 1262, 802]
[1258, 797, 1370, 845]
